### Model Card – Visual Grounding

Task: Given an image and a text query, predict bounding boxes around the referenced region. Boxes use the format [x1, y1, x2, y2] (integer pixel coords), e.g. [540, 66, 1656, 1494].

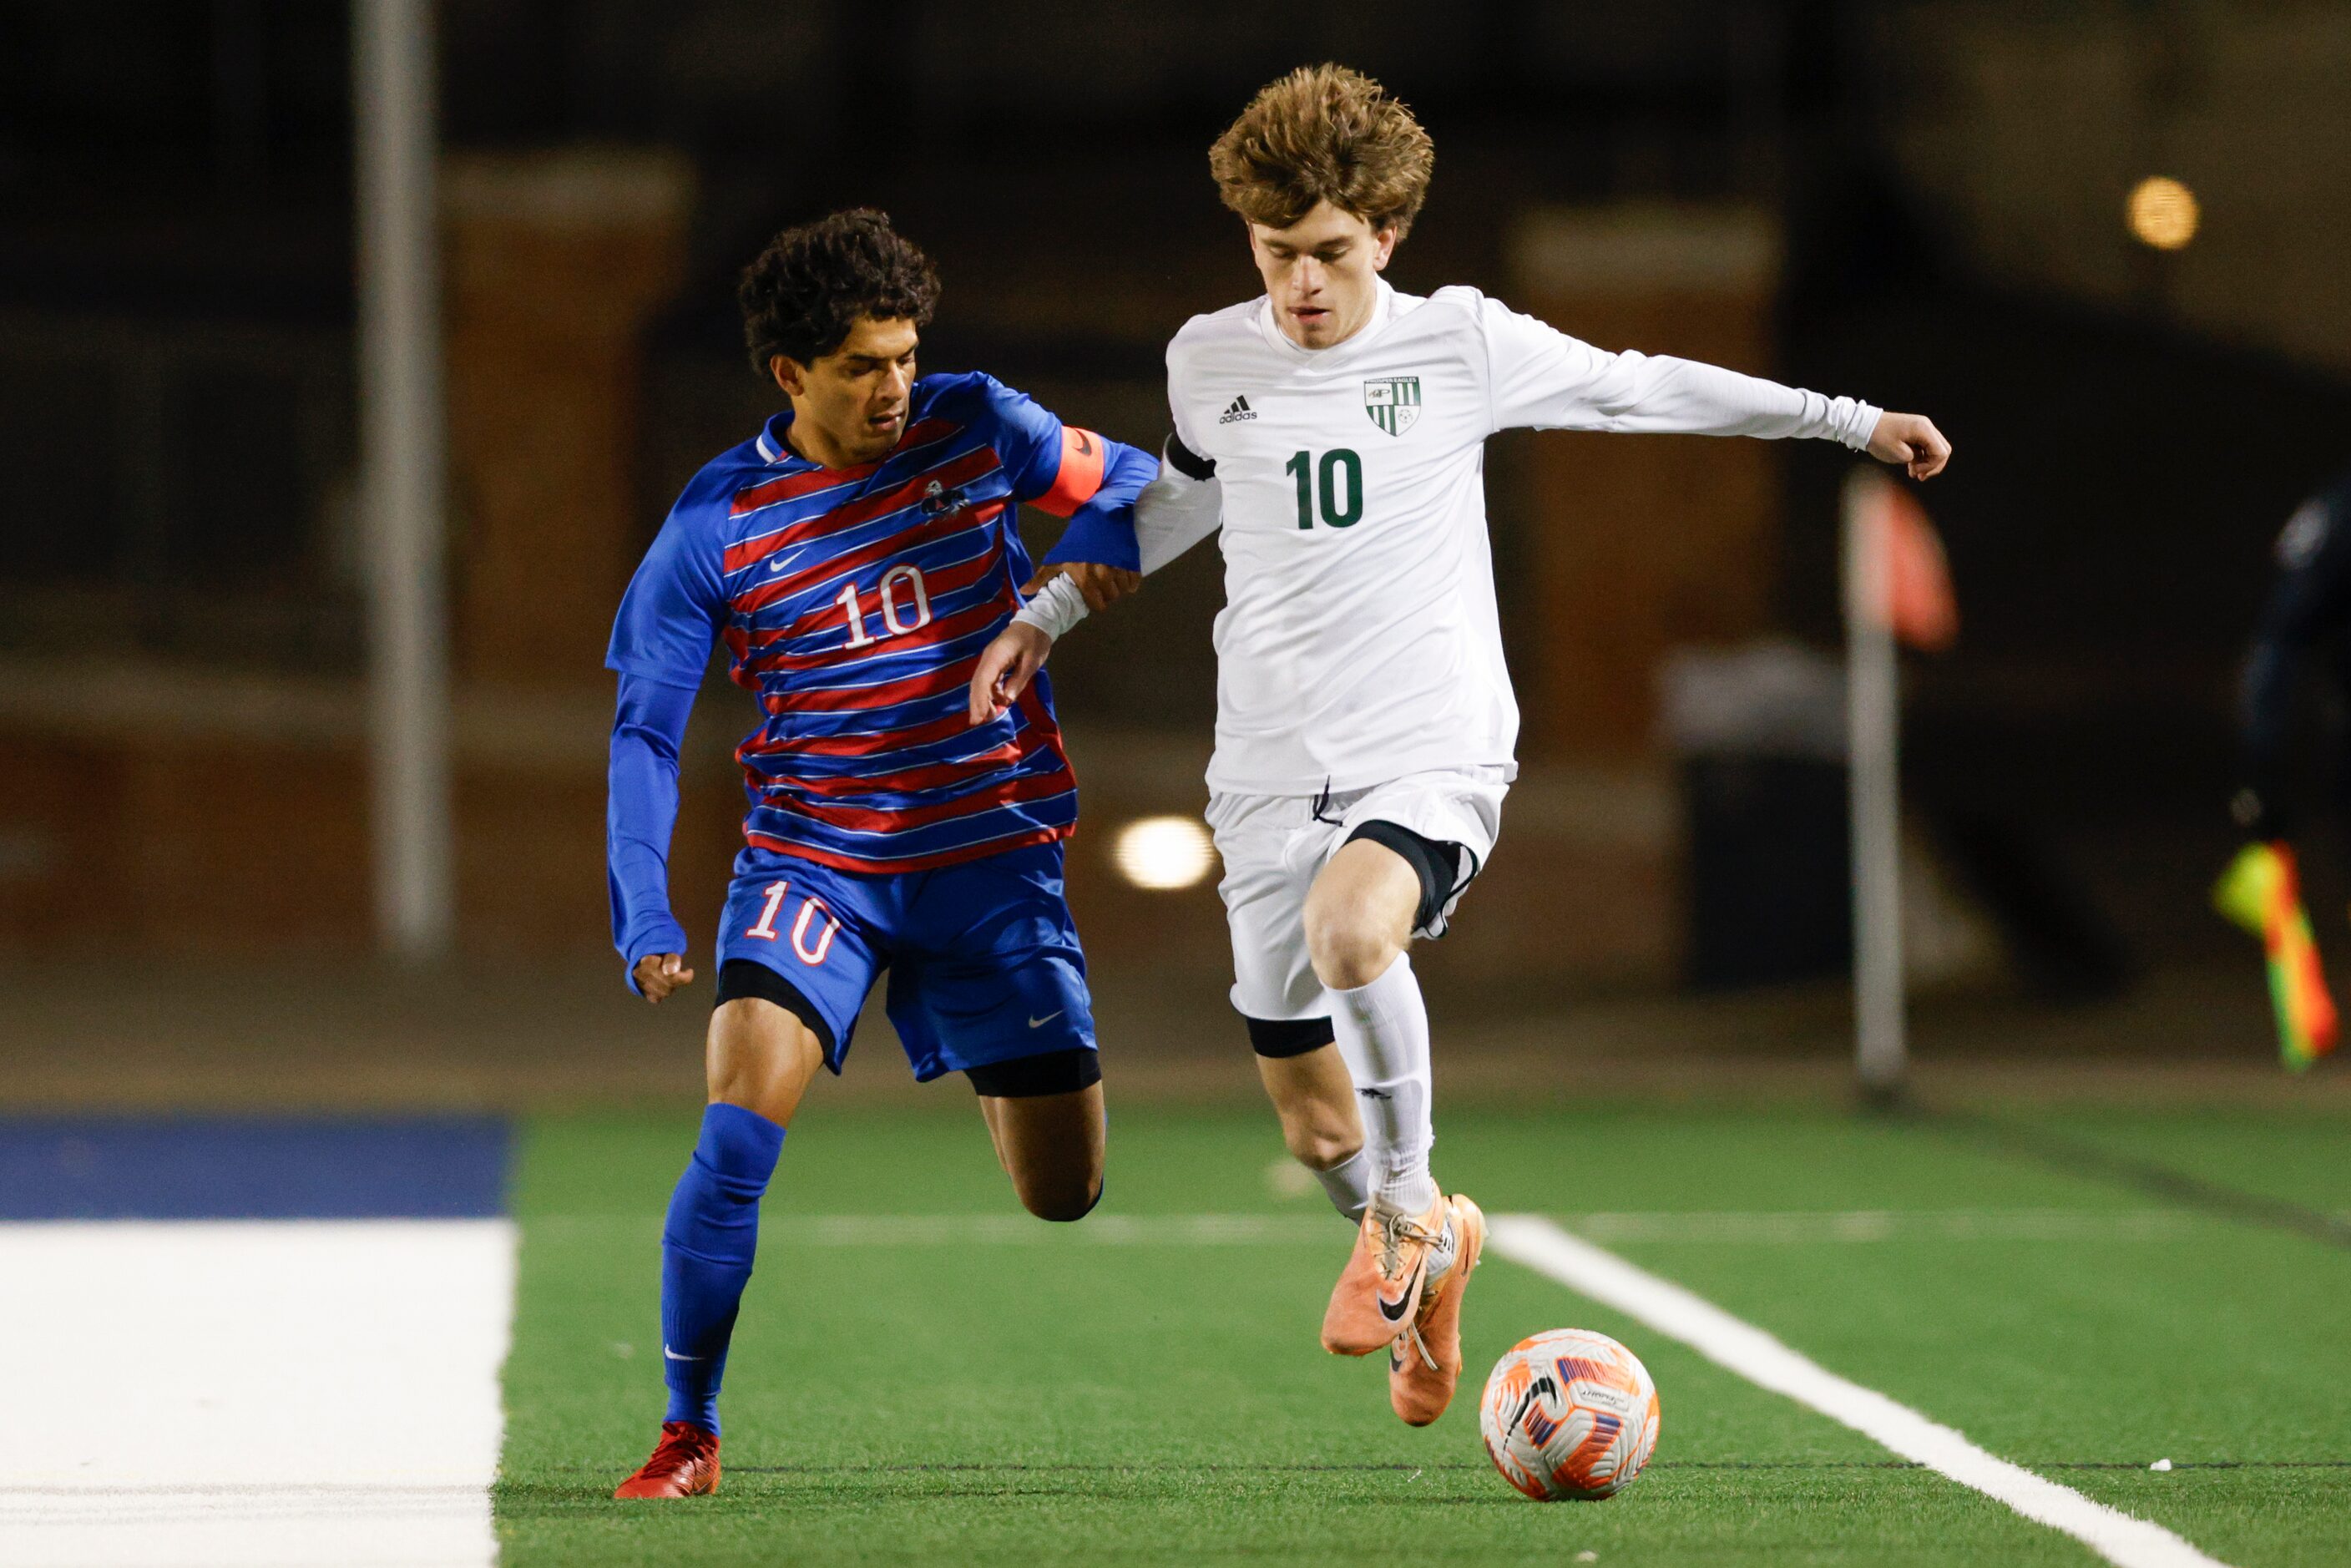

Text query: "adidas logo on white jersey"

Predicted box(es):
[1217, 395, 1257, 424]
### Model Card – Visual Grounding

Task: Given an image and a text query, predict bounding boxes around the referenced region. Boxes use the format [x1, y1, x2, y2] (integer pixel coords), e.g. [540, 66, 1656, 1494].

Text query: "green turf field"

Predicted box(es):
[495, 1100, 2351, 1565]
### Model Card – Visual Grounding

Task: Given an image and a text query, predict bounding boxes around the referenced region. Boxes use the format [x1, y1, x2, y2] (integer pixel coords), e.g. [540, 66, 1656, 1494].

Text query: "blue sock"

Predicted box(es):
[659, 1102, 786, 1436]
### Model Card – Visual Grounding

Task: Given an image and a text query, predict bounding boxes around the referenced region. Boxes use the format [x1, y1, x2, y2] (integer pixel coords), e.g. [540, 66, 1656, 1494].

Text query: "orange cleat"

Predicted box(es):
[1388, 1193, 1484, 1426]
[1322, 1191, 1454, 1357]
[613, 1421, 720, 1500]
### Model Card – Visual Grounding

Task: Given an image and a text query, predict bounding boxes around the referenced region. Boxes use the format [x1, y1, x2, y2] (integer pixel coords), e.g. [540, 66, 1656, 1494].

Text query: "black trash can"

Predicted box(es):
[1661, 642, 1852, 990]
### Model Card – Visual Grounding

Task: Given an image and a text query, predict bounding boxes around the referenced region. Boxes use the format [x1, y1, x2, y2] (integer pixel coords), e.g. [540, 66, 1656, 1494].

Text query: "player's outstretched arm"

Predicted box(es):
[967, 438, 1226, 726]
[1866, 412, 1953, 481]
[1029, 435, 1158, 609]
[1479, 294, 1951, 479]
[978, 372, 1154, 613]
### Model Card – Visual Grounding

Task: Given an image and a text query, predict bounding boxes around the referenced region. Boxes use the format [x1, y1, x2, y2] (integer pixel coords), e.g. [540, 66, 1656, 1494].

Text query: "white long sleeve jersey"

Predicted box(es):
[1125, 280, 1881, 797]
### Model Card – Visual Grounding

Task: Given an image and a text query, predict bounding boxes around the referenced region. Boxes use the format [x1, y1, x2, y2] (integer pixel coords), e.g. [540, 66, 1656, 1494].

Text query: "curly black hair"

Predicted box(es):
[738, 208, 941, 376]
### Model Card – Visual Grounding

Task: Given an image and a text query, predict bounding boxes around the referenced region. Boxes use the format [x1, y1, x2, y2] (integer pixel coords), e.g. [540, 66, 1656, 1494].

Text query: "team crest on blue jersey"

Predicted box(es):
[1363, 376, 1421, 437]
[920, 478, 968, 517]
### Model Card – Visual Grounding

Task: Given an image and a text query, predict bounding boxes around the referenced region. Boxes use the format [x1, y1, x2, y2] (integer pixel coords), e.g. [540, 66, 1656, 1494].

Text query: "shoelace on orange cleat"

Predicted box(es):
[639, 1424, 715, 1478]
[1395, 1321, 1438, 1373]
[1383, 1207, 1454, 1372]
[1375, 1207, 1443, 1278]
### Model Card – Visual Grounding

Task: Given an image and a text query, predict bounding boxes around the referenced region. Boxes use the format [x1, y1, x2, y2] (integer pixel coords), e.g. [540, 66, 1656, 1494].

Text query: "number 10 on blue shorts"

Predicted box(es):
[713, 839, 1097, 1083]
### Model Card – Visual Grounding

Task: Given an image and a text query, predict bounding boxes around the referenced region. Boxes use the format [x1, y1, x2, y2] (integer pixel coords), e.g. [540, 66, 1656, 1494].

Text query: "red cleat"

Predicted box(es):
[613, 1421, 720, 1500]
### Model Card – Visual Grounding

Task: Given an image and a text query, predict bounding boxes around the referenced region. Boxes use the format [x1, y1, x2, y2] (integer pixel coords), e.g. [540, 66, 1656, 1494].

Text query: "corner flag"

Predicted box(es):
[2213, 841, 2339, 1070]
[1845, 470, 1958, 653]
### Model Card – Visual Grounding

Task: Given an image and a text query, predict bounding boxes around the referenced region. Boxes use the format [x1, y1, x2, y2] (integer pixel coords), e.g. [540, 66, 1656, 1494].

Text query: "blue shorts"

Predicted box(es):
[713, 840, 1096, 1082]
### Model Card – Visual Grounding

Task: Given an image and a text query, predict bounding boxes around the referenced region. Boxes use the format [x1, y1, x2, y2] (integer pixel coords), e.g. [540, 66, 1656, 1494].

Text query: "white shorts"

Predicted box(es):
[1205, 766, 1508, 1023]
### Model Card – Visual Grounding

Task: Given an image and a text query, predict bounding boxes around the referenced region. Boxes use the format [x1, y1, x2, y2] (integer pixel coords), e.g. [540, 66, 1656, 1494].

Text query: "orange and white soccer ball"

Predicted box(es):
[1479, 1328, 1661, 1500]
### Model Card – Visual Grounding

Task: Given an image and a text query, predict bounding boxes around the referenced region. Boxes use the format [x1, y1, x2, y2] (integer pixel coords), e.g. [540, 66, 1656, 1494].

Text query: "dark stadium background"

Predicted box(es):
[6, 0, 2350, 1100]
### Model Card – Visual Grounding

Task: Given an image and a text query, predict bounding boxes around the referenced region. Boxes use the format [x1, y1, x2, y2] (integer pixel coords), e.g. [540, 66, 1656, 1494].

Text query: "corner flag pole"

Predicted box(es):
[354, 0, 453, 959]
[1843, 472, 1906, 1097]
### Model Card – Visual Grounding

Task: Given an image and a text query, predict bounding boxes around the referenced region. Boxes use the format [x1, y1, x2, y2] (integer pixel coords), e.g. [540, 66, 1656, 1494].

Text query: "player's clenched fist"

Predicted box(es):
[633, 952, 695, 1004]
[969, 622, 1052, 726]
[1866, 412, 1952, 481]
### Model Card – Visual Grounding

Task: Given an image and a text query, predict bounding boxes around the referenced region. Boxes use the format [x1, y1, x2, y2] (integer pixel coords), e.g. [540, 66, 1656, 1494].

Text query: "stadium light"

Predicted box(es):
[1112, 817, 1216, 891]
[2126, 176, 2199, 251]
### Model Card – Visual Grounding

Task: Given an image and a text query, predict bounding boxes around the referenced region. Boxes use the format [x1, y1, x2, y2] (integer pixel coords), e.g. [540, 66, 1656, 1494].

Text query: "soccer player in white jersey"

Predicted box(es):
[971, 64, 1952, 1426]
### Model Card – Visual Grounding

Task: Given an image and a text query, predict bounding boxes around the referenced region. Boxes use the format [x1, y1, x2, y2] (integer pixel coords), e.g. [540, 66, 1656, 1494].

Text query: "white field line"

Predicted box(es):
[1567, 1209, 2218, 1243]
[0, 1220, 516, 1568]
[531, 1208, 2223, 1247]
[1488, 1214, 2230, 1568]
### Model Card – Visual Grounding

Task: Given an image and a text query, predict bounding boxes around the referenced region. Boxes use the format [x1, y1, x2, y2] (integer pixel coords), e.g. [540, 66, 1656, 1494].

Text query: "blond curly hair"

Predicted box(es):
[1209, 63, 1435, 238]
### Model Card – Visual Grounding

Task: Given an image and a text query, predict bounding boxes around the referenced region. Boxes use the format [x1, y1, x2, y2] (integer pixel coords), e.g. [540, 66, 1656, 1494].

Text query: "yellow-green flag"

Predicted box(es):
[2213, 842, 2338, 1070]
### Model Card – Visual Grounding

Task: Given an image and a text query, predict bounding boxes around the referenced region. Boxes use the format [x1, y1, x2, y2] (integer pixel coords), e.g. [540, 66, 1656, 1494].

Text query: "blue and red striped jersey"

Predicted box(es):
[608, 372, 1150, 875]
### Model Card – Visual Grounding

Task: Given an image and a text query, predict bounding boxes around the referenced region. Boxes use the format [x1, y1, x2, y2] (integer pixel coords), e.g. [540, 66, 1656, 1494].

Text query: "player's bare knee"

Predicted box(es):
[705, 999, 824, 1125]
[1019, 1169, 1104, 1223]
[1304, 906, 1401, 991]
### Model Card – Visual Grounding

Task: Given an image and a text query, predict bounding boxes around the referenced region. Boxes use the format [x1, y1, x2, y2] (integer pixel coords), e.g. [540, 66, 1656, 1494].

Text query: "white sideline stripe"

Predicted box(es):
[1566, 1208, 2214, 1244]
[0, 1220, 516, 1567]
[1488, 1215, 2230, 1568]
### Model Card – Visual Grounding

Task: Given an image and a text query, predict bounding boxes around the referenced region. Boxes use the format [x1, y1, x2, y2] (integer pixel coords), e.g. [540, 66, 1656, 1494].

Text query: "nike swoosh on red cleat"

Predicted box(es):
[1378, 1258, 1426, 1323]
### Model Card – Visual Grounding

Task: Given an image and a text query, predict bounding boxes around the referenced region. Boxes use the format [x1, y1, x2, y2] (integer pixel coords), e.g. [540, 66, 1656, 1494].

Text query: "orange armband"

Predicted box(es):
[1032, 426, 1107, 518]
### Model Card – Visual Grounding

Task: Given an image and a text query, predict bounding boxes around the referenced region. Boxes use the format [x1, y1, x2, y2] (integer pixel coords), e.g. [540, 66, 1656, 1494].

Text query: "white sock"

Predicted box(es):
[1332, 951, 1437, 1215]
[1310, 1146, 1373, 1223]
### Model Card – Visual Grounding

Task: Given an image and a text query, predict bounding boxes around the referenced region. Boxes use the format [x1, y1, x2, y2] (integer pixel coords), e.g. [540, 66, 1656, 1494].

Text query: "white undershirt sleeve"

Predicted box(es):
[1478, 295, 1879, 450]
[1134, 461, 1224, 574]
[1012, 571, 1090, 640]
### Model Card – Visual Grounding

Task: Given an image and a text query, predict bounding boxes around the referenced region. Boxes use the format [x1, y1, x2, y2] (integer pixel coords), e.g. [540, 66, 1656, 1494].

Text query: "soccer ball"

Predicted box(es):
[1478, 1328, 1661, 1500]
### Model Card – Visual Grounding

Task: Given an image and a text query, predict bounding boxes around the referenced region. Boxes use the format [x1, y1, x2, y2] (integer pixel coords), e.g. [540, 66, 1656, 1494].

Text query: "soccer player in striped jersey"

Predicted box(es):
[605, 210, 1150, 1499]
[978, 66, 1950, 1429]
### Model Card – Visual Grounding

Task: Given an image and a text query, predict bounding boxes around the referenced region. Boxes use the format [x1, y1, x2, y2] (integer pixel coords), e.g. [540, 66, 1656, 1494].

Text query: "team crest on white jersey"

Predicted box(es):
[1363, 376, 1422, 436]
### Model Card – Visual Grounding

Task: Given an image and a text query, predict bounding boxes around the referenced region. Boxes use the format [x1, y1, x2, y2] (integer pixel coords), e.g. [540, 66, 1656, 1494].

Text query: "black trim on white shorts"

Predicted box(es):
[715, 959, 837, 1058]
[1246, 1014, 1337, 1059]
[1345, 819, 1474, 934]
[965, 1048, 1102, 1098]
